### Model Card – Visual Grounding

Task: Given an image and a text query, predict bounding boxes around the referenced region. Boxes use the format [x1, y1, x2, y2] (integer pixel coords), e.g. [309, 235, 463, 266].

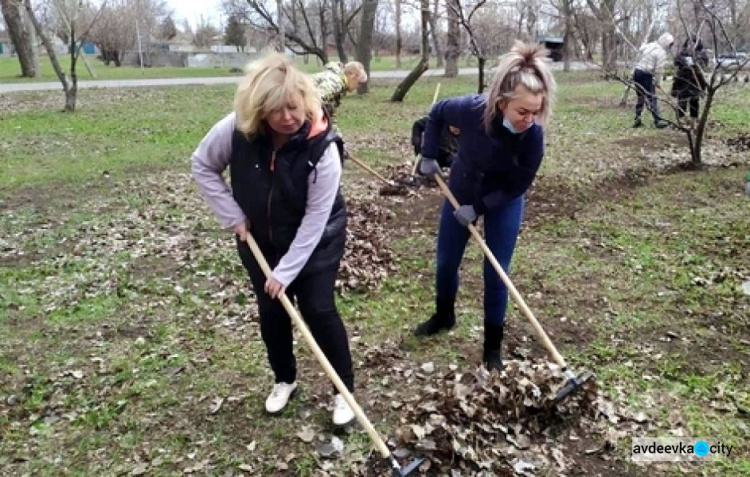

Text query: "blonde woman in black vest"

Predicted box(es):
[192, 54, 355, 427]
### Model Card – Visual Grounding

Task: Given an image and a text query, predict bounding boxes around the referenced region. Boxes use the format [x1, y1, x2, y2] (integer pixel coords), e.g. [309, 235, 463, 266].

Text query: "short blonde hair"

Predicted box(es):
[344, 61, 368, 83]
[234, 53, 322, 136]
[483, 41, 557, 131]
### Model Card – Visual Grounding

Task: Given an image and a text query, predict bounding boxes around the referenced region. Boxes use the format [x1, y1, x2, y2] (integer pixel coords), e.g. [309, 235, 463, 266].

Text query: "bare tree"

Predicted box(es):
[356, 0, 378, 93]
[178, 16, 191, 35]
[239, 1, 326, 62]
[394, 0, 402, 66]
[223, 0, 362, 62]
[275, 0, 283, 51]
[331, 0, 347, 62]
[586, 0, 618, 69]
[450, 0, 489, 92]
[570, 8, 600, 60]
[1, 0, 36, 77]
[608, 0, 750, 165]
[23, 0, 106, 111]
[391, 0, 429, 101]
[674, 0, 749, 165]
[448, 0, 514, 93]
[88, 1, 132, 66]
[429, 0, 443, 67]
[560, 0, 576, 71]
[87, 0, 170, 67]
[193, 17, 219, 49]
[444, 0, 460, 77]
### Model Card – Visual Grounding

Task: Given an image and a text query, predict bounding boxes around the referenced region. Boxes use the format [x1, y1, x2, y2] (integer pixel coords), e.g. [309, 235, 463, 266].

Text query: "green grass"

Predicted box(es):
[0, 55, 245, 83]
[0, 54, 478, 83]
[1, 71, 749, 475]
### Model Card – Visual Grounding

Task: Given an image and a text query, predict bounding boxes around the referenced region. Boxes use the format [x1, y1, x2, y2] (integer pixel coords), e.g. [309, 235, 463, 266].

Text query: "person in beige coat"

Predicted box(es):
[631, 32, 674, 128]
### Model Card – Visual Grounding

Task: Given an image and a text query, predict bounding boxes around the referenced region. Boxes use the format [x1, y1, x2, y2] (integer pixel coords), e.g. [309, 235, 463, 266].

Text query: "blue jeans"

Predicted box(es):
[435, 195, 524, 326]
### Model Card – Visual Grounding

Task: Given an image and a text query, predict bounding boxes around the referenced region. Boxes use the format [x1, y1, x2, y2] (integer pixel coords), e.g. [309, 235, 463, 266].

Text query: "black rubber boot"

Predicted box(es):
[632, 117, 643, 128]
[654, 119, 668, 129]
[482, 322, 504, 373]
[414, 298, 456, 337]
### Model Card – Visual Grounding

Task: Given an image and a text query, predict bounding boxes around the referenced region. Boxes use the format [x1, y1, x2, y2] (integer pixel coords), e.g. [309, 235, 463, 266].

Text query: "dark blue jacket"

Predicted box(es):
[423, 94, 544, 214]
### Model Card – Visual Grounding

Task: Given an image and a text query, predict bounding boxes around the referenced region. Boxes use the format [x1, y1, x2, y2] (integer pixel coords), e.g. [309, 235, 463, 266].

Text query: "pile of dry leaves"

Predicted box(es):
[726, 133, 750, 152]
[337, 199, 398, 291]
[378, 163, 438, 197]
[356, 357, 649, 476]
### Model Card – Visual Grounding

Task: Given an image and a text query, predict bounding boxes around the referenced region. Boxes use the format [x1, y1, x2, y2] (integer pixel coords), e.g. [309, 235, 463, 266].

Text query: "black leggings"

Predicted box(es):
[678, 96, 699, 118]
[237, 240, 354, 393]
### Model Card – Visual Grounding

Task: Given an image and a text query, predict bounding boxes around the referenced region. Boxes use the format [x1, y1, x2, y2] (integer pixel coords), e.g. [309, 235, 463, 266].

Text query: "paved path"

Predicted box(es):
[0, 63, 597, 94]
[0, 68, 481, 93]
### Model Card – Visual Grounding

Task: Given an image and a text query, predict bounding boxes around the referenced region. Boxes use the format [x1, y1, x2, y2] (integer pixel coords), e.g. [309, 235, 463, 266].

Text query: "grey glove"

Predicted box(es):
[453, 205, 477, 227]
[418, 156, 441, 178]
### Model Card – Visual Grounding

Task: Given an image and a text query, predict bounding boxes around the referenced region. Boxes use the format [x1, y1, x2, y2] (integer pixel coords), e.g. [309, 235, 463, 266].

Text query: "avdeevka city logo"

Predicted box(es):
[694, 440, 710, 457]
[631, 437, 734, 462]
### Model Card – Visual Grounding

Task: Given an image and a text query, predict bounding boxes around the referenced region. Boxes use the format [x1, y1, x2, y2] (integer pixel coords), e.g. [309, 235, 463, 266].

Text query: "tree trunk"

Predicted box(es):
[600, 0, 617, 70]
[355, 0, 378, 94]
[395, 0, 402, 67]
[68, 26, 78, 112]
[391, 0, 430, 101]
[477, 56, 486, 93]
[331, 0, 347, 63]
[23, 0, 75, 111]
[601, 28, 615, 70]
[1, 0, 36, 77]
[692, 91, 716, 165]
[276, 0, 285, 52]
[25, 7, 40, 77]
[444, 0, 460, 77]
[430, 0, 443, 67]
[526, 3, 537, 38]
[390, 59, 429, 101]
[562, 0, 573, 72]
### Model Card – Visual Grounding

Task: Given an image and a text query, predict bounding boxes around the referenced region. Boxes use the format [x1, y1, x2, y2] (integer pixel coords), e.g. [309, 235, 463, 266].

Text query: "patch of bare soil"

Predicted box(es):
[0, 181, 81, 213]
[376, 162, 445, 234]
[614, 131, 688, 150]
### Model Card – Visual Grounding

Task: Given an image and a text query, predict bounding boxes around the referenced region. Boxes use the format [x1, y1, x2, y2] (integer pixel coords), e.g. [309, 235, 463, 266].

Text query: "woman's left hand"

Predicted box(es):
[454, 205, 478, 227]
[265, 277, 287, 299]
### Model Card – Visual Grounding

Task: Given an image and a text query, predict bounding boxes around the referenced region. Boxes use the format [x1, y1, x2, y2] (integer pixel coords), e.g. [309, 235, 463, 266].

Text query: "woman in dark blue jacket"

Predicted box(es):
[416, 41, 557, 372]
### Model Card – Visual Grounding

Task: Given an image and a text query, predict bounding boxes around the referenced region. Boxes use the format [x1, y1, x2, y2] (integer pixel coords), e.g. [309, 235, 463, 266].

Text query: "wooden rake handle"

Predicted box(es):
[348, 155, 394, 187]
[433, 175, 569, 369]
[411, 83, 442, 176]
[243, 234, 393, 459]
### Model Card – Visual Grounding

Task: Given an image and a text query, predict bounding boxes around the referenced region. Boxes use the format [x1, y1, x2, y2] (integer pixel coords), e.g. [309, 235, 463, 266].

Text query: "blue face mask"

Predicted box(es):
[503, 117, 531, 134]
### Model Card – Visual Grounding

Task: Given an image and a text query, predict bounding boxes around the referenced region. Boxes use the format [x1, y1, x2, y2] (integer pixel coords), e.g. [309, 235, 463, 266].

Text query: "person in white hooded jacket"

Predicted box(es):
[632, 32, 674, 128]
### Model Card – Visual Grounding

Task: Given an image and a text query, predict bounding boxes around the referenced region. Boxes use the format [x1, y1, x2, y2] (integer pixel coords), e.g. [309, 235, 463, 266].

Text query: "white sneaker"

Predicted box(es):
[265, 382, 297, 414]
[332, 394, 355, 427]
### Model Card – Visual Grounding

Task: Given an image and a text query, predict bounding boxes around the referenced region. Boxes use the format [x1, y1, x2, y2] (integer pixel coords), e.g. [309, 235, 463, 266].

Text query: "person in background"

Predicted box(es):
[415, 41, 556, 373]
[671, 36, 709, 129]
[632, 32, 674, 129]
[191, 54, 356, 427]
[312, 61, 368, 119]
[411, 116, 459, 169]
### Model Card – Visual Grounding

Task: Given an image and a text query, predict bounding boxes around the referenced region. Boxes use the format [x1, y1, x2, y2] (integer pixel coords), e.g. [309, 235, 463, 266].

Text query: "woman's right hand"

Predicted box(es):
[233, 221, 249, 242]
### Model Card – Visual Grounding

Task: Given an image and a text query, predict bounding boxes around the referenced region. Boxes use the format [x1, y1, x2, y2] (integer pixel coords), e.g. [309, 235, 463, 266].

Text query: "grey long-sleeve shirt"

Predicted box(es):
[191, 112, 342, 286]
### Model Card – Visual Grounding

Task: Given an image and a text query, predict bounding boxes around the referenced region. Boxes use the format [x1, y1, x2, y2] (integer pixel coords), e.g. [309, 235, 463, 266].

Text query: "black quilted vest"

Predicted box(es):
[230, 121, 346, 274]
